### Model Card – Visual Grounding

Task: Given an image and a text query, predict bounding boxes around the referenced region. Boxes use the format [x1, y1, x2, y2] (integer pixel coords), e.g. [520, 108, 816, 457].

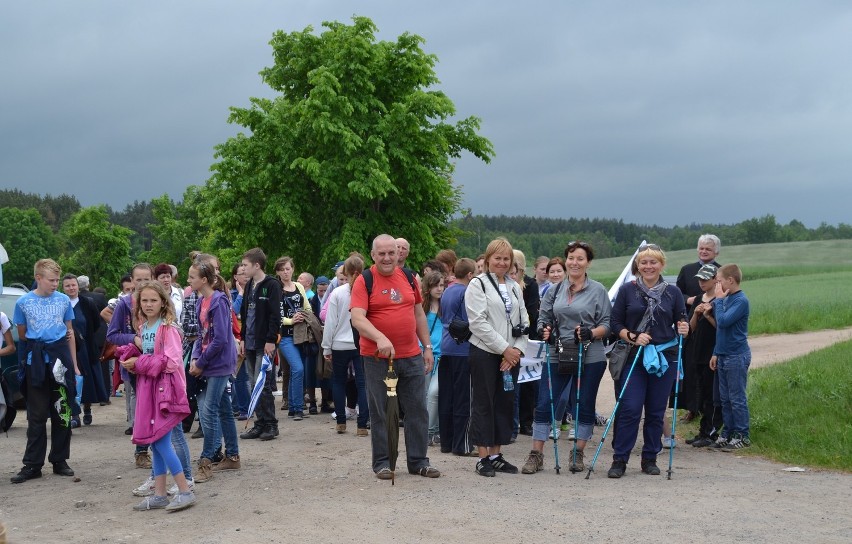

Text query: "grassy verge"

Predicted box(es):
[747, 271, 852, 334]
[745, 340, 852, 471]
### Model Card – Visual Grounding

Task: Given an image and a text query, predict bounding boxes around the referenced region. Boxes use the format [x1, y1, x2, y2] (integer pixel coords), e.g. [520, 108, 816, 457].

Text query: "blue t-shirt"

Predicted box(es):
[141, 319, 162, 355]
[13, 290, 74, 343]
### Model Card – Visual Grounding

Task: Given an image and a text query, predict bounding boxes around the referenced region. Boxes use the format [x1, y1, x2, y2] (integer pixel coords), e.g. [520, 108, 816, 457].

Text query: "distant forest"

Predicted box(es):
[2, 188, 851, 267]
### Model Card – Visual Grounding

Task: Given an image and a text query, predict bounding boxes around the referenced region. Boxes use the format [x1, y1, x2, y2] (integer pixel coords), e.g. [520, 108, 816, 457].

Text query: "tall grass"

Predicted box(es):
[746, 340, 852, 471]
[747, 271, 852, 334]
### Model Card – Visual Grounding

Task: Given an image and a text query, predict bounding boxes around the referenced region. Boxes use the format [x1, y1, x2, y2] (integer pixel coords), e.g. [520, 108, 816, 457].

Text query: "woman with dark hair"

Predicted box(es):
[546, 257, 566, 286]
[420, 271, 445, 445]
[275, 256, 309, 420]
[521, 241, 611, 474]
[465, 238, 529, 477]
[608, 244, 689, 478]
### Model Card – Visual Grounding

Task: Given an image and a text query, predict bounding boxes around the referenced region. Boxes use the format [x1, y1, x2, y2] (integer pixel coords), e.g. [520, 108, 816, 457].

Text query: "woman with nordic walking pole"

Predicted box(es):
[606, 244, 688, 478]
[521, 241, 611, 475]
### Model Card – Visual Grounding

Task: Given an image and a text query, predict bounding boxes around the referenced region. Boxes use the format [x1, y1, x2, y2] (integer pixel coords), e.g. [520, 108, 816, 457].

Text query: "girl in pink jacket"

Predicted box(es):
[122, 281, 195, 512]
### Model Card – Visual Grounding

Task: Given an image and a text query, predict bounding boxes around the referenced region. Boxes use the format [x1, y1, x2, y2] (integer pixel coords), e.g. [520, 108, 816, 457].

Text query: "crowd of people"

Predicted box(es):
[3, 232, 753, 507]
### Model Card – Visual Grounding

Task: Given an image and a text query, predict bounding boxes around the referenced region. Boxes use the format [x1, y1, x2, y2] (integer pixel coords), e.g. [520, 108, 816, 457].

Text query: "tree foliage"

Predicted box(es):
[110, 199, 155, 255]
[59, 206, 134, 294]
[200, 16, 493, 272]
[0, 189, 81, 232]
[0, 207, 58, 285]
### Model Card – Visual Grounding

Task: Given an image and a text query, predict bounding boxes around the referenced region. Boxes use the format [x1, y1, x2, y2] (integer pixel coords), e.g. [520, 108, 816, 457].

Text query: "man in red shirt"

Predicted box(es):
[350, 234, 440, 480]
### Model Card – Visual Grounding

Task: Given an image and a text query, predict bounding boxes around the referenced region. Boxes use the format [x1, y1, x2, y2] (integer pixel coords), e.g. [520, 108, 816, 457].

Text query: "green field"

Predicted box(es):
[746, 340, 852, 470]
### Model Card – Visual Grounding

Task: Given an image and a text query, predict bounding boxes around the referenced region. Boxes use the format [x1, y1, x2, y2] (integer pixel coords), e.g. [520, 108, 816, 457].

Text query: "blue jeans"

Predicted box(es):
[717, 350, 751, 438]
[234, 360, 250, 414]
[331, 349, 369, 428]
[533, 360, 606, 441]
[171, 425, 192, 479]
[198, 375, 239, 460]
[279, 337, 304, 412]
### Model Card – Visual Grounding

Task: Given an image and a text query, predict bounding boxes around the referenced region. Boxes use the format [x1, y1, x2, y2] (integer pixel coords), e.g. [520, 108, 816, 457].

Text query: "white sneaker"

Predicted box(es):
[345, 407, 357, 420]
[167, 478, 195, 496]
[548, 427, 561, 440]
[567, 428, 576, 441]
[132, 476, 156, 497]
[662, 436, 676, 449]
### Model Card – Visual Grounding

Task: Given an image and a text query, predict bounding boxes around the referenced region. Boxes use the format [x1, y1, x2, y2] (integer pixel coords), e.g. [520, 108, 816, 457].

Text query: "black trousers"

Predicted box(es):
[469, 345, 519, 448]
[23, 370, 72, 469]
[696, 364, 723, 438]
[438, 354, 472, 454]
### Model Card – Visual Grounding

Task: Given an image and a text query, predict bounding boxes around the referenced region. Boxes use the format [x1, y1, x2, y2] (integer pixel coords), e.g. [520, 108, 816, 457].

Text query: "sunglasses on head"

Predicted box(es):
[566, 240, 591, 251]
[638, 243, 662, 251]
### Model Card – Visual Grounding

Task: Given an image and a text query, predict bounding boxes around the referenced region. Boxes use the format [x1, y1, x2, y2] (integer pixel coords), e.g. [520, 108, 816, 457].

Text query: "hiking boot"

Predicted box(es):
[259, 426, 277, 441]
[168, 478, 195, 495]
[336, 424, 347, 434]
[490, 454, 518, 474]
[195, 458, 213, 483]
[641, 459, 661, 475]
[607, 460, 627, 479]
[708, 435, 729, 450]
[191, 427, 204, 439]
[133, 495, 169, 511]
[213, 455, 241, 471]
[53, 461, 75, 477]
[721, 434, 751, 451]
[521, 450, 544, 474]
[569, 450, 585, 473]
[376, 467, 394, 480]
[165, 491, 196, 512]
[476, 457, 496, 477]
[240, 426, 263, 440]
[135, 452, 152, 469]
[10, 466, 42, 484]
[692, 437, 714, 448]
[356, 428, 369, 437]
[133, 476, 156, 496]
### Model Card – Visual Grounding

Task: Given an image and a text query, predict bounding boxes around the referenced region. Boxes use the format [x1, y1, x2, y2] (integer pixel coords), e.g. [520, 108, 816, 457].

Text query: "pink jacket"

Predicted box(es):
[121, 323, 190, 445]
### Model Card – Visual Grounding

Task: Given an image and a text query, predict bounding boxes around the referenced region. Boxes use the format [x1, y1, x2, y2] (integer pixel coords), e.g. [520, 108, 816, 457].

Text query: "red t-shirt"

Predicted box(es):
[350, 266, 422, 358]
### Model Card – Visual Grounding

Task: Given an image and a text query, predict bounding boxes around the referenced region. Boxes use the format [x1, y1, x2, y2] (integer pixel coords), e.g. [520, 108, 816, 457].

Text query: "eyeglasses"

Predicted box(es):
[566, 241, 591, 251]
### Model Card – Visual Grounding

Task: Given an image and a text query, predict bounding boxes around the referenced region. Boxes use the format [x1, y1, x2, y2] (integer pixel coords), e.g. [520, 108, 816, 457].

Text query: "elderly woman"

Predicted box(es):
[608, 244, 688, 478]
[522, 241, 611, 474]
[465, 238, 529, 477]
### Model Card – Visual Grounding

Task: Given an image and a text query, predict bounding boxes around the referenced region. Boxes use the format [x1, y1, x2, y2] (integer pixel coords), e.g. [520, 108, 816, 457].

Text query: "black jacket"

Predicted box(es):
[239, 275, 283, 348]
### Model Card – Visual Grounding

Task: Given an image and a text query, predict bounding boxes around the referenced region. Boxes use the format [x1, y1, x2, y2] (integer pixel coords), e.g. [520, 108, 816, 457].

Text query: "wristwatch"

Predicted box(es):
[424, 345, 433, 350]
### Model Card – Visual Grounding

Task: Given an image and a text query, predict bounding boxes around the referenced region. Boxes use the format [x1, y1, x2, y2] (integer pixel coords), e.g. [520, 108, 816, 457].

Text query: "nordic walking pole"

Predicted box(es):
[667, 334, 684, 480]
[586, 344, 644, 479]
[570, 334, 584, 473]
[545, 342, 561, 474]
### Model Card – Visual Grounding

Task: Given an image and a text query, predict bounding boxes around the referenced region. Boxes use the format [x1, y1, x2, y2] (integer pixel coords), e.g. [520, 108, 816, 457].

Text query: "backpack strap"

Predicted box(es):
[363, 267, 417, 298]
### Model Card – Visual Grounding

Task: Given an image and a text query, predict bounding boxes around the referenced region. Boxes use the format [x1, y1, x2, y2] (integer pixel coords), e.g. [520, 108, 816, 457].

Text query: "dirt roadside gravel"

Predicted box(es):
[1, 328, 850, 544]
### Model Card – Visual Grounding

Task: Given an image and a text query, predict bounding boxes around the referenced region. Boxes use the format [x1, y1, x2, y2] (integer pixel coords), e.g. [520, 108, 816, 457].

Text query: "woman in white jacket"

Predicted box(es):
[321, 255, 369, 436]
[465, 238, 529, 477]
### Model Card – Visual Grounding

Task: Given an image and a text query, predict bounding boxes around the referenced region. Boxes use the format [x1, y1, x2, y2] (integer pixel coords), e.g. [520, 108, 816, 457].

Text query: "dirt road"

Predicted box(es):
[1, 329, 850, 544]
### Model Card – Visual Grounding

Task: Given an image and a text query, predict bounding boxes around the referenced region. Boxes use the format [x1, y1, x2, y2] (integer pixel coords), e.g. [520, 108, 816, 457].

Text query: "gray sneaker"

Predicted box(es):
[133, 495, 169, 511]
[165, 491, 197, 512]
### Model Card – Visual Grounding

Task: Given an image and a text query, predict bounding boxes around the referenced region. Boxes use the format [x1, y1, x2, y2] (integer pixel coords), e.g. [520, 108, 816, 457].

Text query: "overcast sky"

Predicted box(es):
[1, 2, 849, 228]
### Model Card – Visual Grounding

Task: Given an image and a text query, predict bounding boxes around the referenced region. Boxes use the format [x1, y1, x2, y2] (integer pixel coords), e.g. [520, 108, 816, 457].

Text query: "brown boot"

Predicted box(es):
[569, 449, 585, 473]
[212, 455, 241, 472]
[521, 450, 544, 474]
[135, 451, 152, 469]
[195, 458, 214, 483]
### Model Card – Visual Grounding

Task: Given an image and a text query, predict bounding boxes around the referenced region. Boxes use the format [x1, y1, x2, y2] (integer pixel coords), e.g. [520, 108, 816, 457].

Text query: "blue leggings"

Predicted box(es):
[151, 426, 184, 479]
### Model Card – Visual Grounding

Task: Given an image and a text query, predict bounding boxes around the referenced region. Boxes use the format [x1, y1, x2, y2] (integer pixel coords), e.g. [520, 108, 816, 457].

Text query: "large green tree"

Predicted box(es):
[0, 207, 58, 285]
[60, 206, 134, 294]
[201, 16, 493, 272]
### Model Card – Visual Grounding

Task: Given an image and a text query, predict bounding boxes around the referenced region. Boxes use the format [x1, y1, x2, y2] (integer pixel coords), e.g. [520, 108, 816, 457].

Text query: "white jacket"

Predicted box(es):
[321, 283, 356, 354]
[465, 273, 529, 356]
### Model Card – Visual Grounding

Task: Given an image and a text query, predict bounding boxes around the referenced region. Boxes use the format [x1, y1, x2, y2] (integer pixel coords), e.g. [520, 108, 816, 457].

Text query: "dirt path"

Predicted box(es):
[1, 330, 850, 544]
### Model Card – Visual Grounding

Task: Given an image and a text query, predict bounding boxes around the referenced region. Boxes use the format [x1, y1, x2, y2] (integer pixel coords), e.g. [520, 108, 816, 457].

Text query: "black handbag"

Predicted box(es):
[447, 297, 471, 345]
[556, 340, 580, 374]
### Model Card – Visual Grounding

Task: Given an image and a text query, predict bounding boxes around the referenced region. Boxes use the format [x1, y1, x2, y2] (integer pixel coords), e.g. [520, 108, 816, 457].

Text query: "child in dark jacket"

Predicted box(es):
[122, 281, 194, 512]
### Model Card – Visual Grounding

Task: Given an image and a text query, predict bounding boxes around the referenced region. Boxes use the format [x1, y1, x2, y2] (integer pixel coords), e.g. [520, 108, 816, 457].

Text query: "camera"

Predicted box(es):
[511, 324, 529, 338]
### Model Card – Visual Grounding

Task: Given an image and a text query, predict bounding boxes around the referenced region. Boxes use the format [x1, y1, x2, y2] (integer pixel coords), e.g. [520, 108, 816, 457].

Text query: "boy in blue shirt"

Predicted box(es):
[708, 264, 751, 450]
[11, 259, 80, 483]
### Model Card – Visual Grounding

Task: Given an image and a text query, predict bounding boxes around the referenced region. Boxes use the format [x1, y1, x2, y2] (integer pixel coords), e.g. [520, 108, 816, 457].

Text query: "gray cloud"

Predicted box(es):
[1, 1, 849, 228]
